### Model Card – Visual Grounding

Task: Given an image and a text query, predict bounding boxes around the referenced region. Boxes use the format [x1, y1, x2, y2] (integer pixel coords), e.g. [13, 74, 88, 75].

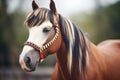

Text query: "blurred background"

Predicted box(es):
[0, 0, 120, 80]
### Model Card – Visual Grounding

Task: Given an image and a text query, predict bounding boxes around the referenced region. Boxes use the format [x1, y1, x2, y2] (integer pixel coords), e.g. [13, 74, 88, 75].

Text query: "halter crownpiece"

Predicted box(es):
[24, 26, 59, 59]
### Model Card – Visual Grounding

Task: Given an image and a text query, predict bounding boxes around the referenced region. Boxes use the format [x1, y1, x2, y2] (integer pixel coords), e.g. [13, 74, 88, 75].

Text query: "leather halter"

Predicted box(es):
[24, 41, 47, 59]
[24, 25, 59, 59]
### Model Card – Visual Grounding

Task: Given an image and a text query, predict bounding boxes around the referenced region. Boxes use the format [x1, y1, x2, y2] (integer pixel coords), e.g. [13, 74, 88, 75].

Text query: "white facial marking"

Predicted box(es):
[19, 20, 54, 71]
[27, 21, 53, 47]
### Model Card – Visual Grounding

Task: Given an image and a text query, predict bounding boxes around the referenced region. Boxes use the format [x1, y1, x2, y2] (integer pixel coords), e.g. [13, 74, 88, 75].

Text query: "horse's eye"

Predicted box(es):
[43, 27, 50, 33]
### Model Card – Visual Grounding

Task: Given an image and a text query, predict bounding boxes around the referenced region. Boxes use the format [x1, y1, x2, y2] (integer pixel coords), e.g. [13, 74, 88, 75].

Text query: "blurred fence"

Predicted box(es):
[0, 67, 53, 80]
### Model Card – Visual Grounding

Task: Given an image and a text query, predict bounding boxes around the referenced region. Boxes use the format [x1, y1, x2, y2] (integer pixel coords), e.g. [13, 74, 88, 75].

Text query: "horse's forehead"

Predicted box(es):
[39, 20, 53, 28]
[29, 20, 53, 30]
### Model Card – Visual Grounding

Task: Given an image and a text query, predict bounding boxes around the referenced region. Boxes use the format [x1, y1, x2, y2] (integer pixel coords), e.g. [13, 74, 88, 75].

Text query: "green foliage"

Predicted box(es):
[105, 2, 120, 38]
[0, 0, 28, 66]
[12, 12, 29, 51]
[70, 1, 120, 44]
[0, 0, 10, 66]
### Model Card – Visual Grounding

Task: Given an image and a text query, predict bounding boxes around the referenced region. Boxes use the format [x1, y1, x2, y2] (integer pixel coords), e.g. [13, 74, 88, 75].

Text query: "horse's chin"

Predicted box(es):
[23, 67, 36, 72]
[20, 60, 39, 72]
[21, 64, 36, 72]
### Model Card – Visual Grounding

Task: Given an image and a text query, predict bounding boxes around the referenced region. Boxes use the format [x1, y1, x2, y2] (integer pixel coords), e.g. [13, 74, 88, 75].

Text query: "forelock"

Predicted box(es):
[25, 8, 55, 27]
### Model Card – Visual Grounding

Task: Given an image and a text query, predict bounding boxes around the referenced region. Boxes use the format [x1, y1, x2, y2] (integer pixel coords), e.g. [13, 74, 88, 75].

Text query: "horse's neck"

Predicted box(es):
[53, 41, 106, 80]
[55, 41, 71, 80]
[54, 41, 81, 80]
[85, 42, 106, 80]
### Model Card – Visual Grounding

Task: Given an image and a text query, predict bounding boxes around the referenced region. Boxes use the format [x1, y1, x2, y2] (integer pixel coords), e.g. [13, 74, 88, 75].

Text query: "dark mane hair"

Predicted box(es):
[59, 15, 89, 72]
[25, 8, 89, 73]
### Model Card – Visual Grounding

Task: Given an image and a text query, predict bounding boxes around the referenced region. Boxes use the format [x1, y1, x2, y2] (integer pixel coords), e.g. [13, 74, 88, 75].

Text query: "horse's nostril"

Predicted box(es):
[25, 57, 31, 68]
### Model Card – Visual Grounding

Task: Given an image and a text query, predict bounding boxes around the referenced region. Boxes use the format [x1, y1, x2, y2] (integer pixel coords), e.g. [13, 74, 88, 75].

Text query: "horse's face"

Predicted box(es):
[19, 0, 61, 72]
[19, 20, 56, 71]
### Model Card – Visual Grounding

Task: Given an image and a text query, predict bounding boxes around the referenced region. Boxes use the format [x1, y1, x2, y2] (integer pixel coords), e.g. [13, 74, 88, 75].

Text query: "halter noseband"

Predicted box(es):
[24, 41, 47, 59]
[24, 25, 59, 59]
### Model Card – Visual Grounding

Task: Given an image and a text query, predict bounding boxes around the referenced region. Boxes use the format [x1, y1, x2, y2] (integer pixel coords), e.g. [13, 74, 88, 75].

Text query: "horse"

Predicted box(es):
[19, 0, 120, 80]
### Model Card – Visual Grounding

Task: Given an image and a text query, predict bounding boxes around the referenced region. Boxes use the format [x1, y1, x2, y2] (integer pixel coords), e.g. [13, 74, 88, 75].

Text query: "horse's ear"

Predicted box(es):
[50, 0, 57, 15]
[50, 0, 59, 23]
[32, 0, 39, 10]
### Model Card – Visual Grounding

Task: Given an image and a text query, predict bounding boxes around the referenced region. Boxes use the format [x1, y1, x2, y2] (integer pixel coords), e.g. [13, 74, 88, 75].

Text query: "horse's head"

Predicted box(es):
[19, 0, 62, 72]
